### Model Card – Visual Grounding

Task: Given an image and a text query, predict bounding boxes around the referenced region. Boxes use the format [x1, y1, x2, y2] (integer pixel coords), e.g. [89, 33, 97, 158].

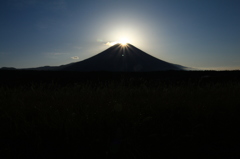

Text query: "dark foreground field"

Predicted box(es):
[0, 70, 240, 158]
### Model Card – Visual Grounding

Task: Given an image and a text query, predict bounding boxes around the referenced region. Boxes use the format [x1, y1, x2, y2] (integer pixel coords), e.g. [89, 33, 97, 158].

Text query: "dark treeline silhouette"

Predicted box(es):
[1, 70, 240, 87]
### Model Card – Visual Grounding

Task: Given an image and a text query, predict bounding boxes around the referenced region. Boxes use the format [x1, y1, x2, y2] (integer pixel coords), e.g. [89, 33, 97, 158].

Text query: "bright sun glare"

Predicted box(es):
[119, 38, 129, 46]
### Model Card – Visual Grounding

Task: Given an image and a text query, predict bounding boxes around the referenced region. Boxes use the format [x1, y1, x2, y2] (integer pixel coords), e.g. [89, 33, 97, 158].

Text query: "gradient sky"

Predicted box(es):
[1, 0, 240, 70]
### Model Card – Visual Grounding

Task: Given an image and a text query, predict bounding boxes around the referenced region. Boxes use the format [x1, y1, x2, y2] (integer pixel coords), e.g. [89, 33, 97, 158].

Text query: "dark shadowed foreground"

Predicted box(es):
[0, 70, 240, 158]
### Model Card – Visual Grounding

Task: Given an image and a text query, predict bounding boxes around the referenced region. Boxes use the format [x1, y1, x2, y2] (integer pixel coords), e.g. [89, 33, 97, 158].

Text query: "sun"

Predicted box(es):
[118, 38, 129, 46]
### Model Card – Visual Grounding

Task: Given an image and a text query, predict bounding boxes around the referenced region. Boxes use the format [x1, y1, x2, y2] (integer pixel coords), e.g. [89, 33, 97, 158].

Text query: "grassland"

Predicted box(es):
[0, 70, 240, 158]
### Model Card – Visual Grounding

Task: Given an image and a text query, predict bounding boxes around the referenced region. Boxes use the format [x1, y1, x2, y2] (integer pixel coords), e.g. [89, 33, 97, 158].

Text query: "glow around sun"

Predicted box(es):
[107, 38, 130, 46]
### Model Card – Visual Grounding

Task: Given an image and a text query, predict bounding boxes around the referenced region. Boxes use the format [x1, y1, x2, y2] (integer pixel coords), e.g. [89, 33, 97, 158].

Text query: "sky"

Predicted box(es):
[1, 0, 240, 70]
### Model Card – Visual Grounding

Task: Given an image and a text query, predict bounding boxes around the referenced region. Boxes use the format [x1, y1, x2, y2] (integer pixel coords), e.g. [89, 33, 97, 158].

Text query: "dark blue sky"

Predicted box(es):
[1, 0, 240, 70]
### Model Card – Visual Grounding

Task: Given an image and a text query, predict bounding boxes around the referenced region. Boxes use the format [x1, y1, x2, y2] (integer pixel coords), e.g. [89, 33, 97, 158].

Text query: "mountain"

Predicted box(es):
[61, 43, 186, 72]
[0, 43, 187, 71]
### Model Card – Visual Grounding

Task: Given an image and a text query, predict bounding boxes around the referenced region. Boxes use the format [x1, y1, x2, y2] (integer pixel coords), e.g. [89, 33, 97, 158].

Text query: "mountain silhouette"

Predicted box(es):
[61, 43, 186, 72]
[0, 43, 187, 71]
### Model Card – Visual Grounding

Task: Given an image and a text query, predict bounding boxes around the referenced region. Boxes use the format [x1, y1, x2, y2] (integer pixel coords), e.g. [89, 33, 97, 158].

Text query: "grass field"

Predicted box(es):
[0, 70, 240, 158]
